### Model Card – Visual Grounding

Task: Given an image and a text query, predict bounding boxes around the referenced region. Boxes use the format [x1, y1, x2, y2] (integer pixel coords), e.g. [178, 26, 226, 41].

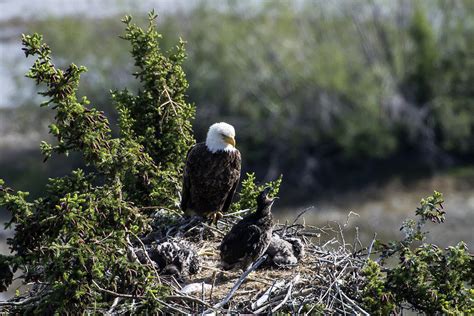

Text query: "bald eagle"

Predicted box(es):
[219, 188, 275, 270]
[181, 122, 241, 223]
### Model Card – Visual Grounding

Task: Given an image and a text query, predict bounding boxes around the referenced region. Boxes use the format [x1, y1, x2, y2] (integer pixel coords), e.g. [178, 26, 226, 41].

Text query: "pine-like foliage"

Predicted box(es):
[230, 172, 282, 212]
[113, 12, 195, 206]
[0, 12, 193, 313]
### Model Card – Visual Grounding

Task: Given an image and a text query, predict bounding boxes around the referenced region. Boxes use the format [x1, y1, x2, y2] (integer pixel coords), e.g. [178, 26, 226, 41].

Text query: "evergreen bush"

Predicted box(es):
[0, 11, 192, 313]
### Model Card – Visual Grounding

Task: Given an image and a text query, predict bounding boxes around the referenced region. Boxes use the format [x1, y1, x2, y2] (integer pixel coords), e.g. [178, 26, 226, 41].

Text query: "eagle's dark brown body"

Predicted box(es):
[219, 189, 275, 270]
[180, 142, 241, 217]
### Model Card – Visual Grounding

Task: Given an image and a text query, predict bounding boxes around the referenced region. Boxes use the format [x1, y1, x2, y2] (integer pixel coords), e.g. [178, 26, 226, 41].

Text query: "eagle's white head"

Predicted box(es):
[206, 122, 237, 153]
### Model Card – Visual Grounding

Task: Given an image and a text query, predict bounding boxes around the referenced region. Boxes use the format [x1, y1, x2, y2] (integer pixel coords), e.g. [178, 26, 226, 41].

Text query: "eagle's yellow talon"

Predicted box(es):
[206, 211, 223, 226]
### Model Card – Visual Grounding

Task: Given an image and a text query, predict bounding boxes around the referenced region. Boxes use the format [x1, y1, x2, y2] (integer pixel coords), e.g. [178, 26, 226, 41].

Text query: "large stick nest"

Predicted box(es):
[1, 209, 373, 314]
[135, 209, 373, 314]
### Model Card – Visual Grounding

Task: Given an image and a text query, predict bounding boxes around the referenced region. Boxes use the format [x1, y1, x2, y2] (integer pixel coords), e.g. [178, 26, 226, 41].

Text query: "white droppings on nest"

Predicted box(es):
[180, 283, 212, 295]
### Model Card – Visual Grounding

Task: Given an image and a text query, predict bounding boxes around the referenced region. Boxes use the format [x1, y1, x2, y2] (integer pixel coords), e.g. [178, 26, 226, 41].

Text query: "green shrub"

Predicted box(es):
[360, 191, 473, 314]
[231, 172, 282, 212]
[0, 11, 192, 313]
[360, 259, 396, 315]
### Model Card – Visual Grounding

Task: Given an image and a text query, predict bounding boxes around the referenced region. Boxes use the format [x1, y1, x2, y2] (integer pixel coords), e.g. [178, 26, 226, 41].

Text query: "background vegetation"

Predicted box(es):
[2, 0, 473, 202]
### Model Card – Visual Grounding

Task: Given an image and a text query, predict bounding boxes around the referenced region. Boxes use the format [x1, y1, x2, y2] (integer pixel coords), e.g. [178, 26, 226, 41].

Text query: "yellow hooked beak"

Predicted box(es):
[223, 135, 236, 147]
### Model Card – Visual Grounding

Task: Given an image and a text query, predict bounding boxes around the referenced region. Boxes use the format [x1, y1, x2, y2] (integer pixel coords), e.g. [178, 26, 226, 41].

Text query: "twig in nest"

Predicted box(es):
[128, 232, 161, 284]
[292, 206, 314, 225]
[166, 295, 214, 309]
[209, 255, 268, 312]
[0, 295, 42, 307]
[210, 271, 217, 301]
[93, 280, 143, 299]
[343, 211, 360, 228]
[253, 274, 300, 313]
[351, 227, 359, 253]
[223, 209, 250, 217]
[336, 285, 370, 316]
[201, 264, 273, 286]
[201, 223, 226, 235]
[156, 298, 190, 314]
[367, 232, 377, 261]
[252, 280, 286, 310]
[106, 297, 122, 315]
